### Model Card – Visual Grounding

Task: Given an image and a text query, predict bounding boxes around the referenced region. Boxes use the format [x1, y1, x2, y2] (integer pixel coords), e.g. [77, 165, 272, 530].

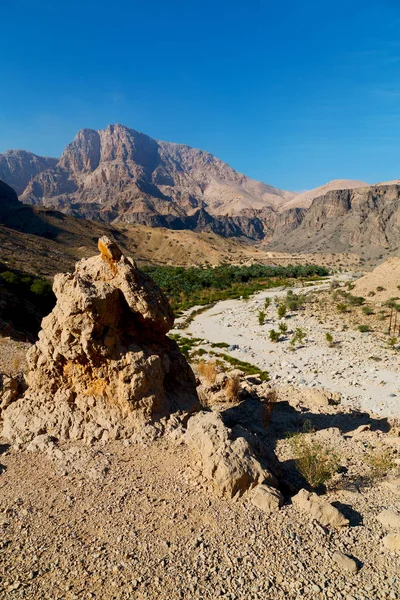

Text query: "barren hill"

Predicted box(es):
[283, 179, 369, 210]
[268, 184, 400, 259]
[352, 257, 400, 301]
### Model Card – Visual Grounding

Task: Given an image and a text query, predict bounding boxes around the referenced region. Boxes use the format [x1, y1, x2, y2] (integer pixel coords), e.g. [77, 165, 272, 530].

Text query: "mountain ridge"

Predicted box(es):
[1, 124, 400, 255]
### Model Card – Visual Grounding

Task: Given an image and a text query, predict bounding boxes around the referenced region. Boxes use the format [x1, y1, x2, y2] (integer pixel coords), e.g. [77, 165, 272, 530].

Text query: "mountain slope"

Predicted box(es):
[20, 124, 294, 228]
[282, 179, 369, 210]
[268, 183, 400, 257]
[0, 150, 58, 196]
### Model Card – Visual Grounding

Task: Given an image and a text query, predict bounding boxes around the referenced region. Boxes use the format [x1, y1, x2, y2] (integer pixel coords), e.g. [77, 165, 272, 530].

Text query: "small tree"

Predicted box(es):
[278, 322, 288, 334]
[290, 327, 306, 348]
[258, 310, 266, 325]
[269, 329, 280, 343]
[277, 304, 287, 319]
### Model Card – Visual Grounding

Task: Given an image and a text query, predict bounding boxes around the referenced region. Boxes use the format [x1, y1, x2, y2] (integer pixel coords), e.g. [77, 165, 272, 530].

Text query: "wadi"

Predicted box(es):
[0, 123, 400, 600]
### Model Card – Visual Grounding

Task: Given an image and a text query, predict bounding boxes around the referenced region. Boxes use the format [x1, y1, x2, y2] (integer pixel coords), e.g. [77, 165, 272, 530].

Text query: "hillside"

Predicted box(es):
[352, 257, 400, 301]
[1, 126, 400, 256]
[0, 181, 360, 279]
[0, 150, 57, 196]
[283, 179, 369, 210]
[268, 184, 400, 259]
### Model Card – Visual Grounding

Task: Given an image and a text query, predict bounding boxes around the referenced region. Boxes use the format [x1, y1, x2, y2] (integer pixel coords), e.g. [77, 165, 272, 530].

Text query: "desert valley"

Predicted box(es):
[0, 120, 399, 600]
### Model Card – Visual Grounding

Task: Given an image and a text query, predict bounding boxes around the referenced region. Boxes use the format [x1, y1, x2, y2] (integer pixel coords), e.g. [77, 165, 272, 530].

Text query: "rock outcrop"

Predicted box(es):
[2, 237, 200, 444]
[185, 411, 278, 498]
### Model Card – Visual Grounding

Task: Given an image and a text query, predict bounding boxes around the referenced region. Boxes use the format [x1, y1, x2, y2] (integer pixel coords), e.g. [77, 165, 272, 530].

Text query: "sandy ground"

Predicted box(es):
[181, 279, 400, 419]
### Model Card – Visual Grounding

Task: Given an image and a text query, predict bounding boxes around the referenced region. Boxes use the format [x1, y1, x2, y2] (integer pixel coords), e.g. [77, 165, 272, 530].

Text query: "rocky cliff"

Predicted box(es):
[268, 184, 400, 255]
[2, 125, 400, 252]
[19, 124, 294, 234]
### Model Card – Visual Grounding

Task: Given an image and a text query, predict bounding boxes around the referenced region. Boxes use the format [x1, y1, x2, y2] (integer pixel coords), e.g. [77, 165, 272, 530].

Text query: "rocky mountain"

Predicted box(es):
[284, 179, 369, 210]
[0, 150, 57, 196]
[2, 125, 400, 254]
[268, 183, 400, 257]
[18, 124, 294, 235]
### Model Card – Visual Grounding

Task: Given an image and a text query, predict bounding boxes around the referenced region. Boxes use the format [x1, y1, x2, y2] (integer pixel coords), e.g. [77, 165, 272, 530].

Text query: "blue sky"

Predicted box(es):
[1, 0, 400, 191]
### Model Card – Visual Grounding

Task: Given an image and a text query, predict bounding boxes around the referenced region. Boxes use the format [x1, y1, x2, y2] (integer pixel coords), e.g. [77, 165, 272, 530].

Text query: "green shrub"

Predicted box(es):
[30, 279, 53, 297]
[347, 294, 365, 306]
[290, 327, 306, 349]
[365, 447, 395, 480]
[388, 337, 398, 349]
[278, 322, 288, 334]
[376, 286, 385, 292]
[362, 306, 374, 316]
[277, 304, 287, 319]
[337, 303, 348, 313]
[264, 298, 271, 310]
[325, 332, 334, 346]
[258, 310, 266, 325]
[269, 329, 280, 342]
[289, 434, 340, 488]
[358, 324, 370, 333]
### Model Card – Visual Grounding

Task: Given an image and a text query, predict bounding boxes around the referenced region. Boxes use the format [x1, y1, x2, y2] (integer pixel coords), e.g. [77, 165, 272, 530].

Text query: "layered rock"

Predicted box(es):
[2, 237, 200, 444]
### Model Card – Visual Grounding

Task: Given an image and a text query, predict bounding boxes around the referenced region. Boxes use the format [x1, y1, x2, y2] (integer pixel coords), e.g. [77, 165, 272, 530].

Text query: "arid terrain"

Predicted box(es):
[0, 243, 399, 600]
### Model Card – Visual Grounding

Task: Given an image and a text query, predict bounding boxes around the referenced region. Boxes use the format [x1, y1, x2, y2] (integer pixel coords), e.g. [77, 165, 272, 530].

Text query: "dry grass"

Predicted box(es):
[365, 446, 395, 481]
[288, 433, 340, 489]
[197, 360, 219, 384]
[224, 375, 241, 402]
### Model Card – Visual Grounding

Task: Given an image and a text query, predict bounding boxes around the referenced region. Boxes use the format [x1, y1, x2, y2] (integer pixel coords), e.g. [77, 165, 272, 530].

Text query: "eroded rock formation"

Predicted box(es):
[2, 237, 199, 444]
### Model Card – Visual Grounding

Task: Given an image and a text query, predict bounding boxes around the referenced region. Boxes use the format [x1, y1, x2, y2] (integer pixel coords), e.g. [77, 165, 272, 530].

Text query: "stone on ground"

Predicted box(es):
[292, 489, 349, 528]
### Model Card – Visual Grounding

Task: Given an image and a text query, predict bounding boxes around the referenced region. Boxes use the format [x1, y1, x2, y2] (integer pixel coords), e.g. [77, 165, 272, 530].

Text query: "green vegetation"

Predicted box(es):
[357, 324, 370, 333]
[215, 353, 269, 381]
[290, 327, 306, 349]
[278, 322, 288, 334]
[284, 290, 306, 312]
[289, 430, 340, 489]
[269, 329, 280, 342]
[365, 446, 395, 480]
[362, 306, 374, 316]
[376, 286, 385, 292]
[337, 302, 348, 313]
[325, 332, 334, 346]
[210, 341, 230, 349]
[277, 304, 287, 319]
[258, 310, 266, 325]
[388, 336, 398, 349]
[264, 297, 271, 310]
[143, 263, 329, 312]
[0, 267, 56, 336]
[347, 294, 365, 306]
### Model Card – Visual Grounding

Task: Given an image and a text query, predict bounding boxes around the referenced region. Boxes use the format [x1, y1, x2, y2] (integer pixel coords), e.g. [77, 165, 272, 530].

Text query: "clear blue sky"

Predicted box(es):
[1, 0, 400, 190]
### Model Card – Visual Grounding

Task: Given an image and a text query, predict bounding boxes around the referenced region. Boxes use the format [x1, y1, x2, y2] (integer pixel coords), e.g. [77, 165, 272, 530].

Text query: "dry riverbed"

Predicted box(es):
[178, 277, 400, 419]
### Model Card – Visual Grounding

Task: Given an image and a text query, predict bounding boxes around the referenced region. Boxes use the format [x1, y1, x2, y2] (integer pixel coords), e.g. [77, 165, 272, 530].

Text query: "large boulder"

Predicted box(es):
[2, 237, 200, 444]
[185, 411, 278, 498]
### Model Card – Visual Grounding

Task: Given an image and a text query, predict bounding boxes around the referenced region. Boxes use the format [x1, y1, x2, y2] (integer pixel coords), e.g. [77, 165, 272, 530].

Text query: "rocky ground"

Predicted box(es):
[1, 261, 400, 600]
[0, 424, 399, 600]
[182, 277, 400, 418]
